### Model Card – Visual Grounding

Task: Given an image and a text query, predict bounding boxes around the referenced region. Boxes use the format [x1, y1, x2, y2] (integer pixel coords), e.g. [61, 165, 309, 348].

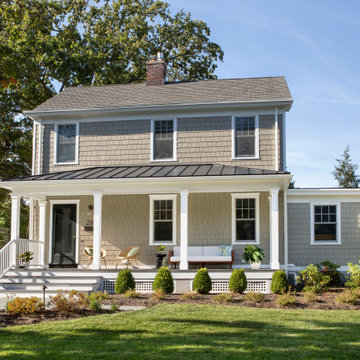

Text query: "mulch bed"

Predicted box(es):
[1, 288, 358, 328]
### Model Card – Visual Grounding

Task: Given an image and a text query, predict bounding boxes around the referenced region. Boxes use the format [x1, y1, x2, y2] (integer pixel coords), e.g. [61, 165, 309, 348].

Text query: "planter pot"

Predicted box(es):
[250, 261, 261, 270]
[24, 262, 30, 270]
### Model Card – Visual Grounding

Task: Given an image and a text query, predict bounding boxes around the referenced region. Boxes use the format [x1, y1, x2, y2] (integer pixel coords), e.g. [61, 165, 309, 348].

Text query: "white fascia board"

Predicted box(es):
[288, 188, 360, 202]
[24, 99, 293, 119]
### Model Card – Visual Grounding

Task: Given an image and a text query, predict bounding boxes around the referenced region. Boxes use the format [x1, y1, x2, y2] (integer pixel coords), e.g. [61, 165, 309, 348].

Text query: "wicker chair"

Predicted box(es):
[116, 246, 141, 269]
[84, 247, 107, 269]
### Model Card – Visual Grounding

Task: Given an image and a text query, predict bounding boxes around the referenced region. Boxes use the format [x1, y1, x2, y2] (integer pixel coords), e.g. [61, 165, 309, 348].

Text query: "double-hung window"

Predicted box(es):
[151, 119, 176, 161]
[149, 195, 177, 245]
[232, 193, 260, 244]
[232, 116, 259, 159]
[312, 204, 340, 244]
[55, 123, 79, 164]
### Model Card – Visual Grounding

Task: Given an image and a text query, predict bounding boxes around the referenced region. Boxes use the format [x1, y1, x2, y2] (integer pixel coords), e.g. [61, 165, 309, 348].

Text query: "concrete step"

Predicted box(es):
[0, 288, 94, 298]
[1, 277, 99, 285]
[0, 283, 96, 292]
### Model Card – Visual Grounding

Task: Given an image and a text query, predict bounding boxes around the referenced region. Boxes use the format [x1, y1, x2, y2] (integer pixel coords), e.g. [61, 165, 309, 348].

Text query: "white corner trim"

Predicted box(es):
[53, 121, 79, 165]
[310, 202, 341, 245]
[275, 107, 279, 171]
[150, 118, 177, 162]
[48, 200, 80, 265]
[32, 122, 36, 176]
[149, 194, 177, 246]
[231, 114, 259, 160]
[38, 121, 42, 174]
[231, 192, 260, 245]
[282, 111, 286, 171]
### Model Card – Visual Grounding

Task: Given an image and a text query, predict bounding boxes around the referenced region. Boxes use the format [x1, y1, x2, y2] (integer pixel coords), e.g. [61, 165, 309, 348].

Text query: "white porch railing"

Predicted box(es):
[0, 238, 42, 279]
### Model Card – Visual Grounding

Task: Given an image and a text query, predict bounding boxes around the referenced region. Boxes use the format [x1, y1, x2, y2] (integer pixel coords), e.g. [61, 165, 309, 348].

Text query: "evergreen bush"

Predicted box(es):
[193, 268, 212, 294]
[152, 267, 174, 294]
[115, 269, 135, 294]
[229, 269, 247, 293]
[271, 270, 289, 294]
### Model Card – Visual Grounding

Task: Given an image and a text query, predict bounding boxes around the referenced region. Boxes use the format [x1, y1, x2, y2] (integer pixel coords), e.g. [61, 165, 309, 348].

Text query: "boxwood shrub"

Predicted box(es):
[193, 268, 212, 294]
[115, 269, 135, 294]
[271, 270, 289, 294]
[152, 267, 174, 294]
[229, 269, 247, 293]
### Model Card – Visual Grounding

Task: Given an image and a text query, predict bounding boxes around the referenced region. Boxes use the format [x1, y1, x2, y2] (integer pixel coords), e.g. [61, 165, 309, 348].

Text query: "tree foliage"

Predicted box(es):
[333, 146, 359, 188]
[0, 0, 223, 240]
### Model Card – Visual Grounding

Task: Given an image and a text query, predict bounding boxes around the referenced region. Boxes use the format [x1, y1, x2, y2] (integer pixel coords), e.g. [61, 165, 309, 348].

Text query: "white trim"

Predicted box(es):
[310, 202, 341, 245]
[29, 198, 34, 240]
[231, 192, 260, 245]
[92, 192, 103, 269]
[32, 122, 36, 176]
[38, 121, 42, 174]
[48, 200, 80, 265]
[149, 194, 177, 246]
[270, 188, 280, 269]
[231, 115, 260, 160]
[150, 118, 177, 162]
[282, 111, 286, 171]
[179, 190, 189, 270]
[275, 108, 279, 171]
[284, 190, 288, 274]
[53, 122, 79, 165]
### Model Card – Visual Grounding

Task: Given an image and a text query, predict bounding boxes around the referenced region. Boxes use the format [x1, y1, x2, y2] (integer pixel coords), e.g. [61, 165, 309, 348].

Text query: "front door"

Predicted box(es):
[51, 204, 77, 267]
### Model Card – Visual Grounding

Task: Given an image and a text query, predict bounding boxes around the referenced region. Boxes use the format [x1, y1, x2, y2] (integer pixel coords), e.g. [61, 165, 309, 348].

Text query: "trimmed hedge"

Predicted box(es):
[193, 268, 212, 294]
[229, 269, 247, 293]
[271, 270, 289, 294]
[115, 269, 135, 294]
[152, 267, 174, 294]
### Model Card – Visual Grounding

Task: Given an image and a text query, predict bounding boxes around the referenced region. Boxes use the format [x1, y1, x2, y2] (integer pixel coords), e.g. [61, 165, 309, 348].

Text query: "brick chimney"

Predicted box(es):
[146, 52, 166, 86]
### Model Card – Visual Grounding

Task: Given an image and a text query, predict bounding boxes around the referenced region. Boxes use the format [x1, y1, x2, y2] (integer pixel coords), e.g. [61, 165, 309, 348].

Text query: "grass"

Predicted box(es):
[1, 304, 360, 359]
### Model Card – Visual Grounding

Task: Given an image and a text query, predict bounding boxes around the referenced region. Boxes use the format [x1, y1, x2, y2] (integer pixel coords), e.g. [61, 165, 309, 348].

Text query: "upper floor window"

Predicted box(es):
[232, 116, 259, 159]
[231, 193, 260, 244]
[54, 123, 79, 164]
[151, 119, 177, 161]
[311, 204, 341, 245]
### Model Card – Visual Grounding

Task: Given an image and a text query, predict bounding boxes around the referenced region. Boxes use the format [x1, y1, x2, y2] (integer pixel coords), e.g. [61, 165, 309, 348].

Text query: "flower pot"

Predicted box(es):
[24, 261, 30, 270]
[250, 261, 261, 270]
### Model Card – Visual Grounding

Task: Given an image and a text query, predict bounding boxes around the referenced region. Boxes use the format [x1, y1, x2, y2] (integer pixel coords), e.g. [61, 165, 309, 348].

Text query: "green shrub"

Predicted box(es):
[122, 289, 141, 298]
[345, 261, 360, 288]
[213, 292, 234, 303]
[110, 301, 118, 312]
[317, 261, 341, 286]
[181, 291, 199, 300]
[336, 289, 359, 305]
[271, 270, 289, 294]
[152, 267, 174, 294]
[193, 268, 212, 294]
[302, 292, 317, 303]
[276, 292, 296, 307]
[151, 288, 166, 300]
[296, 264, 331, 293]
[115, 269, 135, 294]
[243, 291, 265, 303]
[89, 299, 102, 312]
[88, 291, 109, 302]
[229, 269, 247, 294]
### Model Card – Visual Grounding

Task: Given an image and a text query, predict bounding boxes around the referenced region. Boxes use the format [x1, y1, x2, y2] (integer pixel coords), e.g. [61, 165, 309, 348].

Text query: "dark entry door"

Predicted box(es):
[51, 204, 77, 266]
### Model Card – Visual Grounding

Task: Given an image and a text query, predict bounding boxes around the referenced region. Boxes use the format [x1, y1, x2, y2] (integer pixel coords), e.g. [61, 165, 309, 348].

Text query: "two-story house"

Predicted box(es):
[1, 54, 360, 295]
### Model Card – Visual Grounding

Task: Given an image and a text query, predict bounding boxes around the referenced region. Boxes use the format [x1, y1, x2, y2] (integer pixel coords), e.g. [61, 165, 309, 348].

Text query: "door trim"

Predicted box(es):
[49, 200, 80, 265]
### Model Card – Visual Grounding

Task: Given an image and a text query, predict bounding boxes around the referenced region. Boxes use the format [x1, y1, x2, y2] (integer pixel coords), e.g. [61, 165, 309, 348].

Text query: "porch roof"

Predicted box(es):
[1, 164, 289, 182]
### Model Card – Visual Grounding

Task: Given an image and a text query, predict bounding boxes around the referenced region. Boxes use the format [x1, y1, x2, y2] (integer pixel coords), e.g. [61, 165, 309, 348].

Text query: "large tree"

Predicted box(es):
[0, 0, 223, 241]
[333, 146, 359, 188]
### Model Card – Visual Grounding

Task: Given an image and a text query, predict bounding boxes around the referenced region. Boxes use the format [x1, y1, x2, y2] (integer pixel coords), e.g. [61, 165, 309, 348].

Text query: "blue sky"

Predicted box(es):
[168, 0, 360, 187]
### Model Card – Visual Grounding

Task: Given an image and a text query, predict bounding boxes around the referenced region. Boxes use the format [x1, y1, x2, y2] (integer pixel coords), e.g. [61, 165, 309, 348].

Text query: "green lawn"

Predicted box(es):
[1, 304, 360, 359]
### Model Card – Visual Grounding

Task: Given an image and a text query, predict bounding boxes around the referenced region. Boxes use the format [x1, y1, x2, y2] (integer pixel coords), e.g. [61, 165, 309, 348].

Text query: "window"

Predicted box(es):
[232, 193, 260, 244]
[151, 119, 176, 161]
[232, 116, 259, 159]
[55, 123, 79, 164]
[149, 195, 177, 245]
[312, 204, 340, 244]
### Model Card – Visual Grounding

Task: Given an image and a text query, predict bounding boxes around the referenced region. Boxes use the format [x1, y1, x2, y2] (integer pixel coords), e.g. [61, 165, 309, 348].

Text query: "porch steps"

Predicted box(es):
[0, 270, 101, 298]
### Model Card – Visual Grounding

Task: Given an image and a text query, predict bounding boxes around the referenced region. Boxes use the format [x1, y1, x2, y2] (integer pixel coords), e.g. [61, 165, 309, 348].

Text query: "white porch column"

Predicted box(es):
[10, 194, 21, 267]
[38, 200, 47, 267]
[92, 191, 103, 270]
[270, 188, 280, 269]
[179, 190, 189, 270]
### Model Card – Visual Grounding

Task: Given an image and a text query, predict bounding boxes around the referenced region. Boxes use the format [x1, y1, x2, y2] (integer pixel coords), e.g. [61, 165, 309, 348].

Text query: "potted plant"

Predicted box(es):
[18, 251, 34, 269]
[156, 245, 166, 254]
[242, 245, 264, 270]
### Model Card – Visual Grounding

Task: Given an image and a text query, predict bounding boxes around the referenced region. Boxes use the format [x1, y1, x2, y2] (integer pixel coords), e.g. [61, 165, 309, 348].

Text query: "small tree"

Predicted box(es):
[333, 146, 359, 188]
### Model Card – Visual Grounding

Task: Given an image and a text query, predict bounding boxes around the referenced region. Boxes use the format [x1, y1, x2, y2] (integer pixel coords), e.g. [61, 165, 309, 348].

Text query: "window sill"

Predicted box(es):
[53, 162, 79, 166]
[150, 159, 178, 163]
[232, 241, 260, 245]
[149, 242, 176, 246]
[232, 157, 260, 160]
[310, 242, 341, 246]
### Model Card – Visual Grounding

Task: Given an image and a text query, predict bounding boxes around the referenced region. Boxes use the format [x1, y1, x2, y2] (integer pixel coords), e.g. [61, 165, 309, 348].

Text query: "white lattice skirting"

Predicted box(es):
[102, 280, 154, 293]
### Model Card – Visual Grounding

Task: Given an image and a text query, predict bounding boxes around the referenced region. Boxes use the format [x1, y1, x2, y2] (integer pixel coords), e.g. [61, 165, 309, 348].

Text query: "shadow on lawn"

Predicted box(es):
[0, 311, 360, 360]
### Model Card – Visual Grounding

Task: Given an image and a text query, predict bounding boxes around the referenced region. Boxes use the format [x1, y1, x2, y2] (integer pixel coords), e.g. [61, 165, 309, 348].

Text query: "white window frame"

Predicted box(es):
[310, 202, 341, 245]
[149, 194, 177, 245]
[150, 118, 177, 162]
[48, 199, 80, 264]
[54, 122, 79, 165]
[231, 192, 260, 245]
[231, 115, 260, 160]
